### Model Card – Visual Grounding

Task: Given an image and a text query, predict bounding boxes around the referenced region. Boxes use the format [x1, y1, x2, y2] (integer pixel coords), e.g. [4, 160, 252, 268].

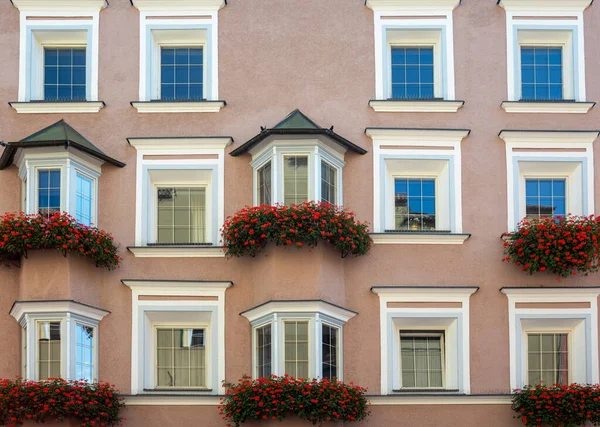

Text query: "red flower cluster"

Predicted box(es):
[221, 202, 372, 258]
[0, 212, 121, 271]
[219, 375, 370, 426]
[512, 383, 600, 427]
[502, 215, 600, 279]
[0, 378, 125, 427]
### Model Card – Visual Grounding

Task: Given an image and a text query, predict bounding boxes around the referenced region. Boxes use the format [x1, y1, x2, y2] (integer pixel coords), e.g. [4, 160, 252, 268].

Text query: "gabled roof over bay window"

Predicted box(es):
[230, 110, 366, 206]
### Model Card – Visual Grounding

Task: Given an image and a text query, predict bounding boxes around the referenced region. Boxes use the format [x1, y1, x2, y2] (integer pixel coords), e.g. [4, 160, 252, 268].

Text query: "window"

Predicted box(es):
[394, 178, 436, 231]
[321, 324, 339, 379]
[37, 321, 61, 380]
[76, 173, 93, 226]
[257, 162, 272, 206]
[391, 47, 434, 100]
[256, 324, 272, 378]
[372, 287, 478, 394]
[160, 47, 203, 101]
[283, 156, 309, 206]
[10, 301, 109, 382]
[241, 301, 356, 380]
[10, 1, 104, 114]
[156, 328, 206, 388]
[500, 130, 597, 231]
[123, 280, 231, 394]
[502, 287, 599, 390]
[521, 47, 563, 101]
[38, 169, 61, 218]
[131, 0, 225, 113]
[367, 128, 470, 244]
[44, 48, 86, 102]
[525, 179, 566, 219]
[320, 162, 338, 205]
[157, 187, 206, 244]
[527, 333, 569, 386]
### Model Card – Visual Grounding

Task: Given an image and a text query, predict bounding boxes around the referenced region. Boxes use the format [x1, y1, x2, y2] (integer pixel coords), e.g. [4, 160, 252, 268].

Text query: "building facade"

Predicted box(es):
[0, 0, 599, 425]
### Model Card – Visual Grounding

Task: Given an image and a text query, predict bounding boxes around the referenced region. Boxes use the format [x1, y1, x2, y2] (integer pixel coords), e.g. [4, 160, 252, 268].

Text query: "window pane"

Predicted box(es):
[321, 161, 338, 205]
[400, 333, 443, 389]
[520, 47, 563, 101]
[525, 179, 566, 219]
[283, 321, 310, 378]
[394, 178, 436, 231]
[38, 169, 61, 218]
[527, 333, 569, 386]
[38, 321, 61, 380]
[256, 324, 272, 378]
[75, 324, 94, 382]
[160, 47, 204, 100]
[322, 324, 339, 379]
[76, 173, 93, 226]
[257, 162, 272, 205]
[283, 156, 309, 206]
[43, 48, 86, 101]
[156, 328, 206, 388]
[157, 187, 206, 244]
[390, 46, 436, 100]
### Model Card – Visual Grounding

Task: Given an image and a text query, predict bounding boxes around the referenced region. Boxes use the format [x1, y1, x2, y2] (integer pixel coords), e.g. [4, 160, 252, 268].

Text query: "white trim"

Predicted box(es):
[499, 131, 599, 145]
[131, 101, 225, 113]
[131, 0, 226, 11]
[369, 100, 464, 113]
[9, 102, 105, 114]
[366, 128, 469, 141]
[241, 301, 357, 324]
[370, 233, 470, 245]
[501, 101, 595, 114]
[366, 0, 460, 13]
[369, 395, 512, 405]
[498, 0, 592, 13]
[124, 395, 222, 406]
[11, 0, 107, 12]
[127, 246, 225, 258]
[10, 300, 109, 326]
[128, 137, 232, 151]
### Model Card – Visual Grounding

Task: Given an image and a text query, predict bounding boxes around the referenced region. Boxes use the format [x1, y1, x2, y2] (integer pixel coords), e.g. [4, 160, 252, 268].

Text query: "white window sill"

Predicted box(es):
[369, 394, 511, 405]
[9, 101, 105, 114]
[130, 100, 226, 113]
[501, 101, 596, 114]
[370, 232, 471, 245]
[124, 394, 220, 406]
[369, 99, 464, 113]
[127, 246, 225, 258]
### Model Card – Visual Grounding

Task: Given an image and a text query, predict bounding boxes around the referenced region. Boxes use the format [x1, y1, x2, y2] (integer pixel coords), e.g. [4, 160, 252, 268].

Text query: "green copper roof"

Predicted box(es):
[0, 120, 125, 170]
[272, 109, 321, 130]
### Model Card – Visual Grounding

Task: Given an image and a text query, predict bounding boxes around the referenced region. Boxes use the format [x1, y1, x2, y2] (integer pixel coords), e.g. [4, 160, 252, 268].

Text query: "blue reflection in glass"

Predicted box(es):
[390, 47, 435, 100]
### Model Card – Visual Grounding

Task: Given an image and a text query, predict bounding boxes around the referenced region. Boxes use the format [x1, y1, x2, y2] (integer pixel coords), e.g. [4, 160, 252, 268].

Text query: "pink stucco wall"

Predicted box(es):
[0, 0, 599, 426]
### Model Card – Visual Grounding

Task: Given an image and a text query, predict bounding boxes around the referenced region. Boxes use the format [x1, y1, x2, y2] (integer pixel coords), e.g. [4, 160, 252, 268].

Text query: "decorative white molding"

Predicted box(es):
[369, 394, 512, 405]
[131, 101, 226, 113]
[498, 0, 592, 13]
[371, 286, 479, 299]
[499, 130, 600, 145]
[10, 300, 110, 326]
[122, 280, 232, 294]
[124, 395, 221, 406]
[11, 0, 107, 11]
[366, 128, 470, 142]
[370, 233, 470, 245]
[369, 100, 464, 113]
[127, 246, 225, 258]
[501, 101, 595, 114]
[241, 300, 357, 324]
[366, 0, 460, 12]
[131, 0, 226, 11]
[127, 137, 232, 151]
[9, 102, 105, 114]
[501, 287, 600, 300]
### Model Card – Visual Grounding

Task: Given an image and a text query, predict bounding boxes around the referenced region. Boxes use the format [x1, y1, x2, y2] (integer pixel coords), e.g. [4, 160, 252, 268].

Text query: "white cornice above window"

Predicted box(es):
[11, 0, 107, 11]
[366, 128, 470, 143]
[10, 300, 110, 326]
[365, 0, 460, 12]
[131, 0, 226, 11]
[241, 300, 358, 324]
[127, 137, 233, 152]
[498, 0, 593, 13]
[499, 130, 600, 145]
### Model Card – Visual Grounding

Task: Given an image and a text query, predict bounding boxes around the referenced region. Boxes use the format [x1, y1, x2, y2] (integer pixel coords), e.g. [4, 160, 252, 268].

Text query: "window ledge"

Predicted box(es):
[130, 100, 226, 113]
[369, 394, 511, 405]
[369, 99, 464, 113]
[127, 246, 225, 258]
[9, 101, 105, 114]
[124, 394, 220, 406]
[370, 232, 471, 245]
[501, 101, 596, 114]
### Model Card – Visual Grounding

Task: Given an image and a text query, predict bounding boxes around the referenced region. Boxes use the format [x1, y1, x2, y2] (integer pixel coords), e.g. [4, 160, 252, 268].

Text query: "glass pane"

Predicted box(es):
[283, 156, 309, 205]
[389, 47, 435, 99]
[44, 48, 86, 101]
[160, 47, 204, 100]
[521, 47, 563, 101]
[157, 187, 205, 244]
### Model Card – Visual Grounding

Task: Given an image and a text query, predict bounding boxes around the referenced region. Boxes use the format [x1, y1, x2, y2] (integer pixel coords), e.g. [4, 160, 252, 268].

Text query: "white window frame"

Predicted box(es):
[398, 330, 446, 390]
[524, 330, 572, 386]
[366, 128, 470, 244]
[372, 287, 478, 395]
[129, 137, 232, 253]
[249, 140, 346, 206]
[499, 130, 597, 231]
[15, 149, 102, 225]
[502, 287, 600, 391]
[10, 300, 109, 382]
[122, 280, 232, 395]
[241, 301, 357, 381]
[11, 0, 105, 113]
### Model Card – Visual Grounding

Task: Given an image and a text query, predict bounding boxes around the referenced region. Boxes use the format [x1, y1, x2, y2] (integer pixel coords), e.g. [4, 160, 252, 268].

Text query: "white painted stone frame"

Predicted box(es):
[371, 287, 478, 395]
[122, 280, 232, 395]
[502, 287, 600, 391]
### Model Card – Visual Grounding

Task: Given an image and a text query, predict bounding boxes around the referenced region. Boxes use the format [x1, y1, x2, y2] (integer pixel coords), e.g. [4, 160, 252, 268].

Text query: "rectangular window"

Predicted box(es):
[525, 179, 566, 218]
[76, 173, 93, 226]
[284, 321, 309, 379]
[527, 333, 569, 386]
[283, 156, 309, 206]
[156, 328, 206, 388]
[38, 321, 61, 380]
[400, 332, 444, 389]
[160, 47, 203, 101]
[38, 169, 61, 218]
[257, 162, 272, 206]
[394, 178, 436, 231]
[521, 47, 563, 101]
[322, 324, 339, 379]
[390, 47, 435, 100]
[157, 187, 206, 244]
[321, 161, 338, 205]
[75, 324, 94, 382]
[44, 48, 86, 101]
[256, 324, 272, 378]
